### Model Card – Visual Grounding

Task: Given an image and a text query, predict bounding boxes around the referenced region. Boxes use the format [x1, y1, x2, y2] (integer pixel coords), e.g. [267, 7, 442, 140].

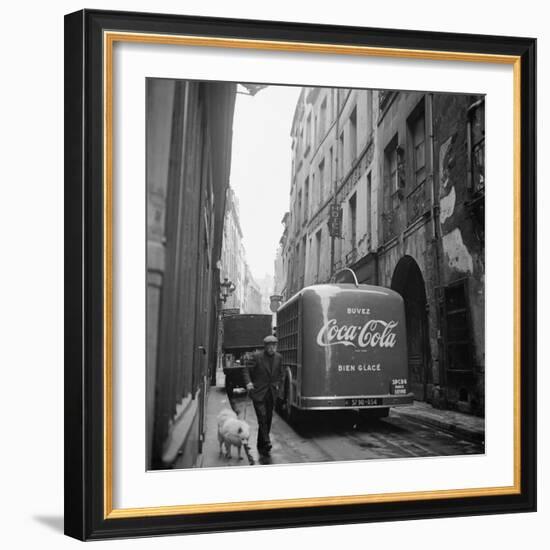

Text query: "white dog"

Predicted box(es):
[217, 409, 250, 460]
[216, 408, 237, 457]
[217, 408, 237, 428]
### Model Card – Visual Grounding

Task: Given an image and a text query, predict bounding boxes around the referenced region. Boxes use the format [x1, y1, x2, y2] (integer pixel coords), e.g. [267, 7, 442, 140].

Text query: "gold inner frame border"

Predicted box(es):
[102, 30, 522, 519]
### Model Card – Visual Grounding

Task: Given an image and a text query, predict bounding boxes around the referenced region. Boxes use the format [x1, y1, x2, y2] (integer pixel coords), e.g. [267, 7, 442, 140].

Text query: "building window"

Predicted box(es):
[468, 99, 485, 194]
[315, 229, 322, 282]
[304, 177, 309, 222]
[319, 159, 325, 205]
[366, 90, 373, 136]
[319, 97, 327, 139]
[314, 113, 318, 147]
[308, 236, 313, 284]
[297, 190, 302, 229]
[384, 135, 399, 212]
[305, 113, 312, 154]
[379, 90, 395, 112]
[339, 131, 345, 179]
[312, 172, 317, 212]
[329, 147, 334, 192]
[382, 136, 400, 242]
[408, 106, 426, 191]
[338, 88, 348, 110]
[366, 171, 372, 243]
[349, 107, 357, 166]
[294, 242, 300, 290]
[406, 101, 427, 223]
[349, 193, 357, 251]
[301, 235, 307, 287]
[440, 279, 474, 372]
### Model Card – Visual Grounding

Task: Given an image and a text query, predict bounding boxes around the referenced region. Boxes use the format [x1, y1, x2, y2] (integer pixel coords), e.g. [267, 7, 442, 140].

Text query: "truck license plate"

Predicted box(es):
[344, 398, 381, 407]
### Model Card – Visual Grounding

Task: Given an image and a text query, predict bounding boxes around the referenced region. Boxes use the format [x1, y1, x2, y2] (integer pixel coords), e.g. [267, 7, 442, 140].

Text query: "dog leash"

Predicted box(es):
[243, 443, 255, 465]
[242, 395, 255, 465]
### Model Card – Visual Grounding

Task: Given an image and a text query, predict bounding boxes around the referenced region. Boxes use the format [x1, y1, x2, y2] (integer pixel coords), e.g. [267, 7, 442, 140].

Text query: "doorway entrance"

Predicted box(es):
[391, 256, 431, 401]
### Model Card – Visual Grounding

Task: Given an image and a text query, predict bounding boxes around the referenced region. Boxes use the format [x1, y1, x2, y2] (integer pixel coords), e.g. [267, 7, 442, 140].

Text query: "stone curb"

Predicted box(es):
[393, 408, 485, 443]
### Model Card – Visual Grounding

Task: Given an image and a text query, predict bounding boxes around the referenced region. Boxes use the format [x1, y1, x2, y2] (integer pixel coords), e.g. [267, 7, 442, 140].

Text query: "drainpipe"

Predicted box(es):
[427, 94, 437, 242]
[427, 93, 445, 403]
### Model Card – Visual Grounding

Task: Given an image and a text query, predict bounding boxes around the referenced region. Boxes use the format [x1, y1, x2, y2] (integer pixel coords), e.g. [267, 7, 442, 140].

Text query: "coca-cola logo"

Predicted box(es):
[316, 319, 398, 348]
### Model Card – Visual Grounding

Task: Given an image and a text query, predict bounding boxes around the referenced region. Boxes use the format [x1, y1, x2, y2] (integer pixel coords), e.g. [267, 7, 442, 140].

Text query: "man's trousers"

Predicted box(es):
[252, 390, 274, 453]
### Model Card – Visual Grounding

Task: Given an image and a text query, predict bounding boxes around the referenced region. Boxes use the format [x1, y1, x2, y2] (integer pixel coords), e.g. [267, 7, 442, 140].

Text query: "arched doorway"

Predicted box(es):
[391, 256, 431, 401]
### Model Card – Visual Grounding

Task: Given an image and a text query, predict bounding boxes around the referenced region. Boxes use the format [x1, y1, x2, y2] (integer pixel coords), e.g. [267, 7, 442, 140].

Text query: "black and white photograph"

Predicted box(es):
[146, 80, 486, 471]
[0, 0, 543, 545]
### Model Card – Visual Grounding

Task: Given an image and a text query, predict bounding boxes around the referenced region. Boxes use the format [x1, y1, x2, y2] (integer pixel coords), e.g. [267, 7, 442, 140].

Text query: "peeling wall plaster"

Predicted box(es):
[442, 228, 473, 274]
[439, 135, 454, 190]
[440, 185, 456, 225]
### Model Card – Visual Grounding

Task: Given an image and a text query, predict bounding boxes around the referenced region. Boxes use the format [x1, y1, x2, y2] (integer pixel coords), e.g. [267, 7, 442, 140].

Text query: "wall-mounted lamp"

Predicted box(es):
[220, 277, 236, 303]
[269, 294, 283, 313]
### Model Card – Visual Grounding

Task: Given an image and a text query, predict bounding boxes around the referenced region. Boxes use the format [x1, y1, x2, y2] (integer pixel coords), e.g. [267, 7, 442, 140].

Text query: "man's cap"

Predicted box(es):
[263, 335, 278, 344]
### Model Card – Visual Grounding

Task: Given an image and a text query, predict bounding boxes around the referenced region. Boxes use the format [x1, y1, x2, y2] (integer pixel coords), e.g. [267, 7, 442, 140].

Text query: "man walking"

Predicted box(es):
[243, 335, 284, 457]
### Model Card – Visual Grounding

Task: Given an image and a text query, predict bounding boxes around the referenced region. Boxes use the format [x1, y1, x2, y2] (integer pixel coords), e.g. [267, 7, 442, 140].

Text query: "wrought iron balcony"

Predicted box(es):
[379, 90, 395, 111]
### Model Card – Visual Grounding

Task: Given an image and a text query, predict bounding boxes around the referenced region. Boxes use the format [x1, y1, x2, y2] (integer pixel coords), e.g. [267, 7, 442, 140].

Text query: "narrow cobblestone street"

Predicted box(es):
[196, 376, 484, 469]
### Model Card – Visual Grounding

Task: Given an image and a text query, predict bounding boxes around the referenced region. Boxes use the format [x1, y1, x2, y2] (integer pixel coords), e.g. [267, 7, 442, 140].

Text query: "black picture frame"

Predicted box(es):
[64, 8, 536, 541]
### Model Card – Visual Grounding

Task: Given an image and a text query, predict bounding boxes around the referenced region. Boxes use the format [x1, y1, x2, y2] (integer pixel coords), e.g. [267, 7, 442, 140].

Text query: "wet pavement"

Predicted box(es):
[197, 378, 484, 469]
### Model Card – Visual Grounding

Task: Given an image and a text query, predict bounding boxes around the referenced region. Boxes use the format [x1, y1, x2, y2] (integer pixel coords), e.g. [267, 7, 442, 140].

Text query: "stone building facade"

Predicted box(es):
[220, 187, 246, 311]
[220, 186, 264, 314]
[273, 213, 289, 298]
[281, 86, 485, 415]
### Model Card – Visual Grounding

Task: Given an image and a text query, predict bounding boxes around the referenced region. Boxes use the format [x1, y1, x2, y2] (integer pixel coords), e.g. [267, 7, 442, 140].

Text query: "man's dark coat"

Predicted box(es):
[243, 350, 284, 402]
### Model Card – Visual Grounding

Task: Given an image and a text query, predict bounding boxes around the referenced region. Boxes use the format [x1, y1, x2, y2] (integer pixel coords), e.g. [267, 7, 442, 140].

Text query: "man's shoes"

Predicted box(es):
[258, 445, 272, 456]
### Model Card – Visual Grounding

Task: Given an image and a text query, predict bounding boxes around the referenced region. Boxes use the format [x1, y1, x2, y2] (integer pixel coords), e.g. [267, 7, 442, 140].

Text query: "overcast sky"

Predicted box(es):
[229, 84, 302, 283]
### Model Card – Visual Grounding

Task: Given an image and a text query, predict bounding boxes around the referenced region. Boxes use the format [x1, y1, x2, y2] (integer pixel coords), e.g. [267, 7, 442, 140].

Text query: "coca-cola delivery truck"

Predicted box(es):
[276, 283, 413, 422]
